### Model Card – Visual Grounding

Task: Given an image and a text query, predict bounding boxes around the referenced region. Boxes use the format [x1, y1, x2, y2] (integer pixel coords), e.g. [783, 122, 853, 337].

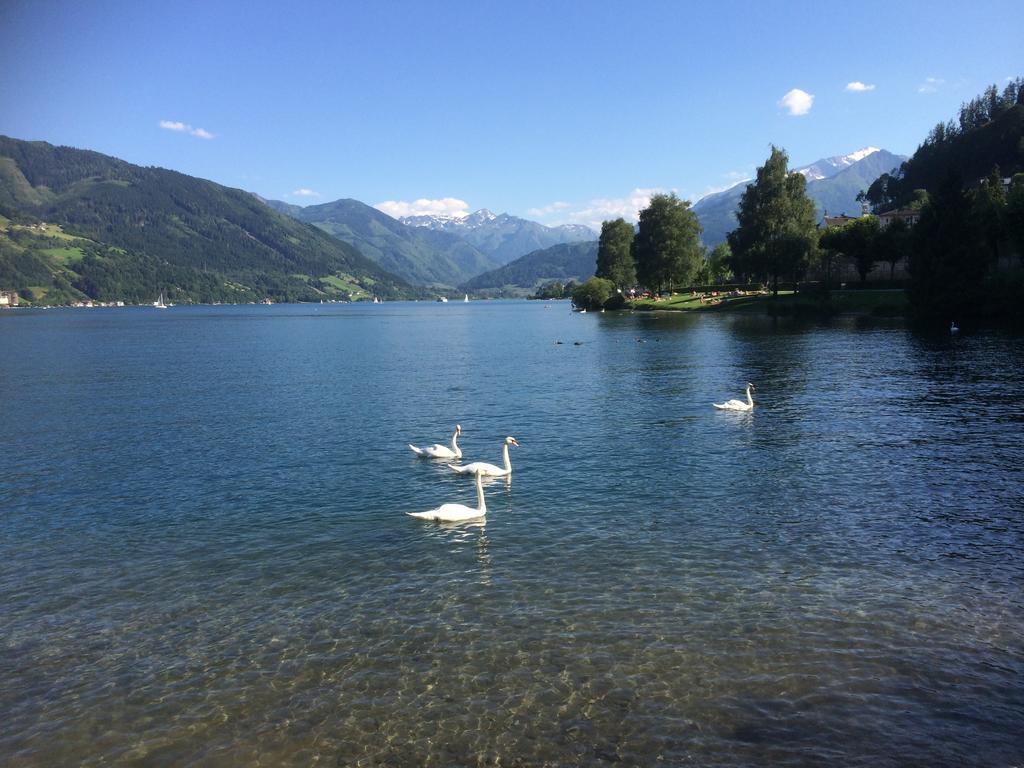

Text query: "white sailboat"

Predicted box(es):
[153, 292, 168, 309]
[464, 294, 469, 302]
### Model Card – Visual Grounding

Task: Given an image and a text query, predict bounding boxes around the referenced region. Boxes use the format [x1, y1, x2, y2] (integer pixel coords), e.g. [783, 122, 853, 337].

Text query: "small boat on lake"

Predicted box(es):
[153, 293, 168, 309]
[437, 296, 448, 303]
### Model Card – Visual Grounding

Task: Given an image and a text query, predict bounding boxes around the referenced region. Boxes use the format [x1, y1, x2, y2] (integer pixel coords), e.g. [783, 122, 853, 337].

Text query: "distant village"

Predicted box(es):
[0, 292, 127, 308]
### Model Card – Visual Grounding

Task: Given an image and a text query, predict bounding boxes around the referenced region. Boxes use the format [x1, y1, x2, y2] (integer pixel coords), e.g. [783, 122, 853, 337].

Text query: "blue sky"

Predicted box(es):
[1, 0, 1021, 230]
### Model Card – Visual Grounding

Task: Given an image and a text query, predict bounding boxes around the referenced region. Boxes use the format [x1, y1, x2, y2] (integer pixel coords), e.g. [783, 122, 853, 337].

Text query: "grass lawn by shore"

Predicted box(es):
[630, 288, 909, 317]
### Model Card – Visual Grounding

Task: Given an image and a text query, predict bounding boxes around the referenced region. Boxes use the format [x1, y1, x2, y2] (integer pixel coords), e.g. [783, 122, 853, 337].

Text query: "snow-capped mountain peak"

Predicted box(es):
[841, 147, 881, 164]
[461, 208, 500, 228]
[400, 212, 466, 229]
[797, 147, 881, 181]
[394, 208, 597, 264]
[400, 208, 503, 231]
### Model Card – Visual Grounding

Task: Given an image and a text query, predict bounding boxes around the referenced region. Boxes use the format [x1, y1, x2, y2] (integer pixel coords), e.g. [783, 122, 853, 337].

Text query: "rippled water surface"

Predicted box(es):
[1, 301, 1022, 766]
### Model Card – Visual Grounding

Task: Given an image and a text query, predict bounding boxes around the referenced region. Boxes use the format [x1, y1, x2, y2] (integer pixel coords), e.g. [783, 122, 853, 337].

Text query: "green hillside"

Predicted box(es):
[273, 198, 500, 287]
[461, 241, 598, 294]
[0, 136, 411, 303]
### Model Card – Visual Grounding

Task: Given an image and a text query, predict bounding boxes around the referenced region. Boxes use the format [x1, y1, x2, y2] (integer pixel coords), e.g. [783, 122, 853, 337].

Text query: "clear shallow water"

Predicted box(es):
[1, 301, 1022, 767]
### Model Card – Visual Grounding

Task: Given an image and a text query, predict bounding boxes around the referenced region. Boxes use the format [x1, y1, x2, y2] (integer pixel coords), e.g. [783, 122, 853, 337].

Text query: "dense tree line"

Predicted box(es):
[591, 159, 812, 307]
[909, 170, 1024, 322]
[823, 167, 1024, 322]
[928, 79, 1023, 144]
[819, 216, 912, 283]
[877, 78, 1024, 323]
[532, 280, 576, 300]
[863, 79, 1024, 212]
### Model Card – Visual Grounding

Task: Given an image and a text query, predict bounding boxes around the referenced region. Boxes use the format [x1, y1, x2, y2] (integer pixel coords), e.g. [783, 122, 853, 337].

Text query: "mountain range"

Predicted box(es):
[401, 210, 595, 265]
[266, 202, 597, 288]
[265, 198, 501, 287]
[692, 148, 907, 246]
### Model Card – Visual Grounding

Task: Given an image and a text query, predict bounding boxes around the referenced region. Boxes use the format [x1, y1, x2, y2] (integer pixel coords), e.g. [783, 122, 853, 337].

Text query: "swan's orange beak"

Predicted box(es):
[510, 438, 520, 446]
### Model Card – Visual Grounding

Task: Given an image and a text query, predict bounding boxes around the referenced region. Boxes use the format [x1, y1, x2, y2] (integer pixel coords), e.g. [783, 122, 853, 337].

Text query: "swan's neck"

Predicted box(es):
[451, 430, 460, 454]
[746, 386, 754, 407]
[502, 443, 512, 472]
[476, 473, 486, 513]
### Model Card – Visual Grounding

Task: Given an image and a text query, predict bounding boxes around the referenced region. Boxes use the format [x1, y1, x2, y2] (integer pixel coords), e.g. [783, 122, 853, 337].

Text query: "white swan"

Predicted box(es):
[713, 383, 755, 411]
[409, 424, 462, 459]
[450, 436, 519, 477]
[408, 469, 486, 522]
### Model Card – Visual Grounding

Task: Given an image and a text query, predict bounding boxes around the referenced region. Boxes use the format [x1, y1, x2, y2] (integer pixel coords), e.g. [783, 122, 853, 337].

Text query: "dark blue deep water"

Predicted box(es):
[1, 301, 1022, 766]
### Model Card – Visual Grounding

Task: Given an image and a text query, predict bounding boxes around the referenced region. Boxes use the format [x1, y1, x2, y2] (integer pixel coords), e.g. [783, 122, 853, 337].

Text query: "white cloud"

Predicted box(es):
[535, 188, 670, 232]
[374, 197, 471, 219]
[845, 81, 876, 92]
[526, 201, 571, 218]
[159, 120, 215, 139]
[291, 188, 320, 198]
[778, 88, 814, 116]
[918, 77, 944, 94]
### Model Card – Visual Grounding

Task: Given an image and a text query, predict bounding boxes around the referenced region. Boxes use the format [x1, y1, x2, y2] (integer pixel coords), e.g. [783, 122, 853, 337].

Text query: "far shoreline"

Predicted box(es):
[624, 288, 910, 319]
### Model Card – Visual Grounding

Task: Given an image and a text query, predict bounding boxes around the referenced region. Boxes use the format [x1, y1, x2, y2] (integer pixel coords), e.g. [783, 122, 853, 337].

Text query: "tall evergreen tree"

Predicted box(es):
[727, 146, 818, 293]
[631, 193, 703, 292]
[595, 218, 636, 290]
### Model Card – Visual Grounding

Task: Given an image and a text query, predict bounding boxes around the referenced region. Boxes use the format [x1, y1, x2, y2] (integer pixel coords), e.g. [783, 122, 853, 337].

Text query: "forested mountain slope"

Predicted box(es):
[461, 241, 598, 294]
[870, 82, 1024, 209]
[0, 136, 409, 303]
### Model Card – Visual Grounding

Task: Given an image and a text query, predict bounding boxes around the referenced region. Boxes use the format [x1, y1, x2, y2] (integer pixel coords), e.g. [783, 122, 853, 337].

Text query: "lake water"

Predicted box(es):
[1, 301, 1022, 766]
